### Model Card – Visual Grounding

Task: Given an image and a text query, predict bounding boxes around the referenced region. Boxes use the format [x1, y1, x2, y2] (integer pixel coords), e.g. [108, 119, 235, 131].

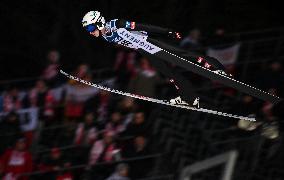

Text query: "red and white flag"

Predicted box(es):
[207, 43, 241, 66]
[130, 22, 136, 29]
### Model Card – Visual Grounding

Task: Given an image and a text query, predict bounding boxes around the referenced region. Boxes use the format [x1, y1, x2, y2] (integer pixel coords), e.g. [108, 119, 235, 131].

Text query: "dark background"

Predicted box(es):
[1, 0, 283, 80]
[0, 1, 284, 179]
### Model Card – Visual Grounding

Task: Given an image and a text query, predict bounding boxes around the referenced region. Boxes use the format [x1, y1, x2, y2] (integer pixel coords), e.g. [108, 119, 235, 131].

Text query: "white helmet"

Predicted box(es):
[82, 11, 105, 31]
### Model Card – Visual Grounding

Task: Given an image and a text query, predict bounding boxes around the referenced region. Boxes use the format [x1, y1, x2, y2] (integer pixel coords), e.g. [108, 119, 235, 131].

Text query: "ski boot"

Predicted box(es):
[169, 96, 200, 108]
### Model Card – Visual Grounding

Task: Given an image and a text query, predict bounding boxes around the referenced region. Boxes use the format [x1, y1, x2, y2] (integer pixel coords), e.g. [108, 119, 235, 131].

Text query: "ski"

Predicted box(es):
[114, 28, 281, 104]
[147, 38, 282, 104]
[60, 70, 256, 122]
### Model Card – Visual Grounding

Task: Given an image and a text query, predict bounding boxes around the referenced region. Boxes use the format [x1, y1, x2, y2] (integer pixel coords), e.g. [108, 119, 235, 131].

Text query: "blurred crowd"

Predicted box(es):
[0, 48, 161, 180]
[0, 27, 284, 180]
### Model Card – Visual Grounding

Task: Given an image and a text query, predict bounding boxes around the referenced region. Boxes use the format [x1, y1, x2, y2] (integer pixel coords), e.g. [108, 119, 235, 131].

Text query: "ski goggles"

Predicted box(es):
[85, 24, 97, 32]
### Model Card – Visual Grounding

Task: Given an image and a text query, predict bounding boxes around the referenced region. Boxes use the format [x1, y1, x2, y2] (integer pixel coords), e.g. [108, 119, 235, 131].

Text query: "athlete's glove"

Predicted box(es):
[168, 31, 182, 39]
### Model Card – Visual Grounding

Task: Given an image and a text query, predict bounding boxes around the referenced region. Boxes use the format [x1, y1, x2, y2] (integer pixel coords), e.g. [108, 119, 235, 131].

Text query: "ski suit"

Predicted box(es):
[101, 19, 226, 103]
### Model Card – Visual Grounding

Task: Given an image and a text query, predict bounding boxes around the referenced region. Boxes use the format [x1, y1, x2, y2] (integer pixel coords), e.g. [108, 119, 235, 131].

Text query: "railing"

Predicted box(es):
[18, 153, 162, 178]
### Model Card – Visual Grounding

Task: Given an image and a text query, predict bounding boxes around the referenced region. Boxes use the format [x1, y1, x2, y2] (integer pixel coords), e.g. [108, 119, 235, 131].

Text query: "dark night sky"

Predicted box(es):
[0, 0, 283, 80]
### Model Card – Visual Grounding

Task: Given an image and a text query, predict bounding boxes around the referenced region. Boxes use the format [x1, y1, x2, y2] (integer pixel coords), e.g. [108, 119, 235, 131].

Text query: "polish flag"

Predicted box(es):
[130, 22, 136, 29]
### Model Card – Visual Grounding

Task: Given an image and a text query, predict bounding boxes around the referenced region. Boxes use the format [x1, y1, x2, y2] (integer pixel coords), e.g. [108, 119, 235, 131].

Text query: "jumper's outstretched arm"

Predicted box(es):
[115, 19, 176, 37]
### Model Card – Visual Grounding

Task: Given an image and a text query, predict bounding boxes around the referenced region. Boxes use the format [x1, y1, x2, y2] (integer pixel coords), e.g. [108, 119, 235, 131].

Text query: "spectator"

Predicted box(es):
[64, 95, 85, 120]
[54, 120, 76, 147]
[38, 147, 72, 180]
[124, 111, 148, 137]
[41, 50, 62, 87]
[84, 90, 114, 123]
[42, 90, 57, 122]
[2, 87, 23, 113]
[72, 64, 91, 80]
[127, 136, 151, 157]
[65, 64, 97, 120]
[0, 111, 22, 154]
[24, 80, 56, 122]
[0, 138, 33, 180]
[26, 80, 48, 108]
[106, 163, 130, 180]
[125, 136, 152, 179]
[105, 112, 126, 136]
[128, 57, 160, 98]
[73, 112, 99, 165]
[114, 50, 137, 90]
[88, 131, 119, 180]
[117, 97, 137, 117]
[74, 112, 98, 147]
[180, 28, 202, 51]
[88, 131, 118, 166]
